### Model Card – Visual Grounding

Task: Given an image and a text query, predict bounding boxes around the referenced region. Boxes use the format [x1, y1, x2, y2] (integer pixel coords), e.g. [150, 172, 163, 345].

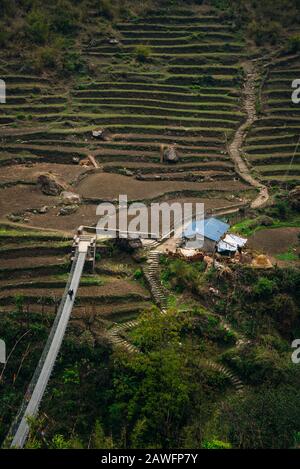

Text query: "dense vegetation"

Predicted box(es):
[0, 0, 300, 451]
[2, 260, 300, 449]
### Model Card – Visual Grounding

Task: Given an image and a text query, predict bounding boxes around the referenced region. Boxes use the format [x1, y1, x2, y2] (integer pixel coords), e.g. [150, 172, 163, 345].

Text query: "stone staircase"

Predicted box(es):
[106, 248, 248, 395]
[143, 250, 168, 311]
[108, 320, 140, 354]
[219, 316, 251, 349]
[202, 359, 244, 393]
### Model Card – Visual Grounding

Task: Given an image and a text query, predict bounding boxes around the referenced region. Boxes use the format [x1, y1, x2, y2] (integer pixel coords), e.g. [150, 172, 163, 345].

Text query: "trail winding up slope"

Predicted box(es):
[229, 62, 269, 209]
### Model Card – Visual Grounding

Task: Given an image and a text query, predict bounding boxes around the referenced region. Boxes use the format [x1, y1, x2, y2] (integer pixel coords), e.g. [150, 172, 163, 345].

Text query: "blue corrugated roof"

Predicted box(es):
[183, 217, 229, 242]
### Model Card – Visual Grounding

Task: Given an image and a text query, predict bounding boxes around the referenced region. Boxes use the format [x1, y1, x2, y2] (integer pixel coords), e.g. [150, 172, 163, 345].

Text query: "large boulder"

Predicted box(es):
[58, 205, 79, 216]
[161, 144, 179, 163]
[37, 172, 68, 196]
[289, 186, 300, 210]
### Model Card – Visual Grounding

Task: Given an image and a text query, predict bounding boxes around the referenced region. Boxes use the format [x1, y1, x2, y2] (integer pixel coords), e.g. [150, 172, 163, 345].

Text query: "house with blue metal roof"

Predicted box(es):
[183, 217, 230, 251]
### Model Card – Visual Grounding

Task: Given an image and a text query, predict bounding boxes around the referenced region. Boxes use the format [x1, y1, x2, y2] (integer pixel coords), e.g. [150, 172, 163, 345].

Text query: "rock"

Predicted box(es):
[289, 186, 300, 210]
[37, 172, 68, 196]
[38, 206, 48, 214]
[79, 158, 93, 167]
[161, 144, 179, 163]
[7, 213, 23, 222]
[58, 205, 79, 216]
[92, 128, 110, 141]
[122, 168, 134, 177]
[61, 191, 81, 205]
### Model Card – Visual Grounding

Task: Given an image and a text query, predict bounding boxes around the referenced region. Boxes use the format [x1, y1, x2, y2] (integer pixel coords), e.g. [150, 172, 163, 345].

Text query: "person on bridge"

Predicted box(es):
[68, 289, 74, 300]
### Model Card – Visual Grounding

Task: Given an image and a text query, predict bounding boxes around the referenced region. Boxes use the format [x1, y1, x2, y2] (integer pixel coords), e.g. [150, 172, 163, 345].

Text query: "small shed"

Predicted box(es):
[217, 233, 247, 254]
[183, 217, 230, 252]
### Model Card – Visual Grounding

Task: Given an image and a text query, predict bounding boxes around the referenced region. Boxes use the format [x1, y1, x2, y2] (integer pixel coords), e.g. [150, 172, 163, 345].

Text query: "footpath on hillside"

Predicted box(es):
[229, 62, 269, 209]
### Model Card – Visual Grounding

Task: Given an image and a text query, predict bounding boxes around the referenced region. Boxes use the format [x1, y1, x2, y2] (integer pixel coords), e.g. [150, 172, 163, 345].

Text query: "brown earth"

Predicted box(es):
[0, 278, 150, 299]
[76, 172, 249, 200]
[0, 163, 88, 185]
[0, 177, 249, 232]
[248, 227, 300, 256]
[0, 255, 68, 270]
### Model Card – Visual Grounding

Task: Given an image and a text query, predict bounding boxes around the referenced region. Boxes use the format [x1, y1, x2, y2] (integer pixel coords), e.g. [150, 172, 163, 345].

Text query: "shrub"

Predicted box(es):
[248, 20, 282, 46]
[271, 294, 297, 334]
[51, 0, 80, 35]
[202, 439, 232, 449]
[287, 34, 300, 52]
[32, 46, 58, 72]
[134, 268, 143, 280]
[26, 9, 50, 44]
[62, 50, 84, 74]
[0, 30, 9, 47]
[253, 277, 277, 298]
[97, 0, 118, 21]
[134, 44, 152, 62]
[196, 75, 215, 86]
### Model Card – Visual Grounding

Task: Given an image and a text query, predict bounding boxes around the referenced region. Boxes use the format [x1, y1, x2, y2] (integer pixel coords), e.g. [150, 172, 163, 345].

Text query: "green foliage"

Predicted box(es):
[51, 434, 70, 449]
[91, 420, 114, 449]
[276, 250, 298, 262]
[253, 277, 277, 298]
[97, 0, 119, 21]
[32, 46, 58, 71]
[62, 366, 80, 385]
[248, 20, 281, 45]
[0, 29, 10, 47]
[287, 33, 300, 52]
[51, 0, 80, 35]
[111, 346, 190, 447]
[271, 293, 298, 334]
[134, 45, 152, 62]
[219, 383, 300, 448]
[133, 268, 143, 280]
[202, 439, 232, 449]
[26, 9, 50, 45]
[162, 259, 206, 295]
[14, 294, 24, 313]
[130, 307, 188, 352]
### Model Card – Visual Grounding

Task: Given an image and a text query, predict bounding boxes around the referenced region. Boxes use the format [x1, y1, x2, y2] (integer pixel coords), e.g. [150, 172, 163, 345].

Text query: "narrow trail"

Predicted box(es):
[229, 62, 269, 209]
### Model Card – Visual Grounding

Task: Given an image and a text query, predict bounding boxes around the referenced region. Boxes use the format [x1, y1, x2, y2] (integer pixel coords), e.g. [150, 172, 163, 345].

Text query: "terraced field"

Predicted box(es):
[0, 6, 255, 231]
[0, 7, 258, 341]
[0, 226, 152, 328]
[244, 53, 300, 186]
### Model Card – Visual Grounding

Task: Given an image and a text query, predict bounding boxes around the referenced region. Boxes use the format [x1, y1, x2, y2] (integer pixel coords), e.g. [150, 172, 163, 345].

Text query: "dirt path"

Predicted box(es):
[229, 62, 269, 209]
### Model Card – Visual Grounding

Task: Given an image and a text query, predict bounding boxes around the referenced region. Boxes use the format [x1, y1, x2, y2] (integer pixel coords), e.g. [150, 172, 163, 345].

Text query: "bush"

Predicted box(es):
[202, 439, 232, 449]
[253, 277, 277, 298]
[134, 268, 143, 280]
[287, 34, 300, 52]
[26, 9, 50, 44]
[51, 0, 80, 35]
[62, 50, 84, 74]
[271, 294, 298, 334]
[0, 30, 9, 47]
[97, 0, 118, 21]
[134, 45, 152, 62]
[248, 20, 282, 46]
[32, 46, 58, 72]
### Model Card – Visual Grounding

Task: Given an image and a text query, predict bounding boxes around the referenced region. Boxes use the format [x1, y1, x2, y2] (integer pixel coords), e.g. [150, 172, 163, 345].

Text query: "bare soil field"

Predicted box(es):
[0, 163, 88, 185]
[76, 172, 249, 200]
[248, 227, 300, 257]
